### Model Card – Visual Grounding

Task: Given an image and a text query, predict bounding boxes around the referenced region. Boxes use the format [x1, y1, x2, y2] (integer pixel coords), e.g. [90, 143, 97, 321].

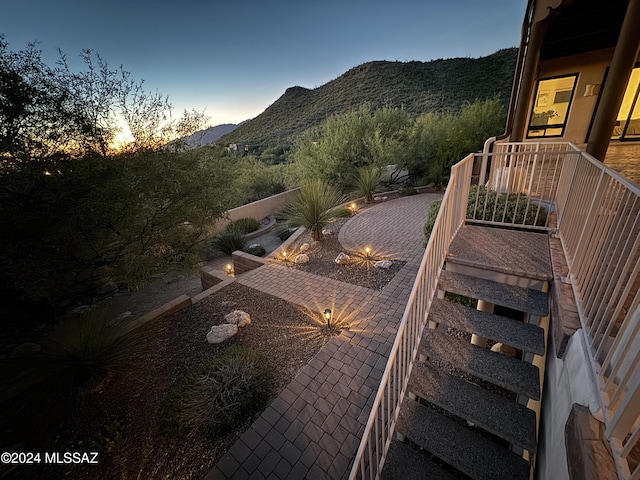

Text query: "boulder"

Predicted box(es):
[116, 311, 133, 321]
[225, 310, 251, 328]
[299, 243, 310, 253]
[248, 243, 261, 249]
[322, 228, 333, 236]
[335, 252, 351, 265]
[294, 253, 310, 264]
[206, 324, 238, 344]
[374, 260, 393, 269]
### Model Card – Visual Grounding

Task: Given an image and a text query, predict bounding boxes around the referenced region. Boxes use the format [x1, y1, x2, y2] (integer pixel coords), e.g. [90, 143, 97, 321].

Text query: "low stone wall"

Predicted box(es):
[201, 266, 230, 290]
[232, 250, 267, 275]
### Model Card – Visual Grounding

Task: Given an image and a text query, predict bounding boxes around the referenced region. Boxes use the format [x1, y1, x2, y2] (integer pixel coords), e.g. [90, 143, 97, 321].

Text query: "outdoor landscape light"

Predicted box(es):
[324, 308, 332, 328]
[225, 263, 234, 275]
[350, 202, 357, 213]
[364, 246, 372, 258]
[282, 250, 288, 264]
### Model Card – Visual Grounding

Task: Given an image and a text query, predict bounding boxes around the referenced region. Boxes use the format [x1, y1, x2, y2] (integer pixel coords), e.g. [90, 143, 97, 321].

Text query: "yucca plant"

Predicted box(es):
[282, 179, 346, 241]
[351, 166, 381, 203]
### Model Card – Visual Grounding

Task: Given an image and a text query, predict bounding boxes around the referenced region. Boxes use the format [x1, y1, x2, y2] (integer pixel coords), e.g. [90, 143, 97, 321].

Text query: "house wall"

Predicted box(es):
[537, 328, 604, 480]
[537, 49, 615, 146]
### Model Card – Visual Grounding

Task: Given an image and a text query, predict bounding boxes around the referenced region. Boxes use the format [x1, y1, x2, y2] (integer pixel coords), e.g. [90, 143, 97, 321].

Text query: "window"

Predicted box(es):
[612, 67, 640, 140]
[527, 74, 578, 138]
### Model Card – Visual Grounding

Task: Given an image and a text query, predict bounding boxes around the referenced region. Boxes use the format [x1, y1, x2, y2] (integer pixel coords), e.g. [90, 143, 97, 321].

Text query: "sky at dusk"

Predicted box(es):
[2, 0, 528, 126]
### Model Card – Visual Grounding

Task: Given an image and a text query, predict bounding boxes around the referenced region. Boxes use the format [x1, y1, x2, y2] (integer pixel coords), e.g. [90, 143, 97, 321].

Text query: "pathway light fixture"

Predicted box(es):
[324, 308, 332, 329]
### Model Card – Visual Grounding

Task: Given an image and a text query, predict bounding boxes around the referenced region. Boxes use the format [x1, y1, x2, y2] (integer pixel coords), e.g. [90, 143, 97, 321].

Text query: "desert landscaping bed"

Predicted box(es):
[4, 282, 330, 480]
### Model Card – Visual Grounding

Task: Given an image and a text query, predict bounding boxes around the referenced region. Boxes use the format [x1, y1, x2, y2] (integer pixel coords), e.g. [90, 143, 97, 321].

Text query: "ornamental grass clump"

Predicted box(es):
[350, 166, 381, 203]
[161, 346, 273, 439]
[227, 217, 260, 234]
[211, 224, 247, 255]
[282, 179, 346, 241]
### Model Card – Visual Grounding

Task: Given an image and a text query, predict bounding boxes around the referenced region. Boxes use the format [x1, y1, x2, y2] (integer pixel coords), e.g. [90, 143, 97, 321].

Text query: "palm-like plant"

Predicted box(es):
[283, 179, 346, 241]
[351, 166, 381, 203]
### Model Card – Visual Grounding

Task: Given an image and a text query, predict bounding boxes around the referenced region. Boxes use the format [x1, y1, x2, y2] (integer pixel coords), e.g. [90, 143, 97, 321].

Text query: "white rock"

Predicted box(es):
[294, 253, 310, 264]
[335, 252, 351, 265]
[221, 300, 236, 307]
[206, 324, 238, 344]
[248, 243, 261, 249]
[374, 260, 393, 269]
[299, 243, 310, 253]
[116, 311, 133, 321]
[225, 310, 251, 328]
[322, 228, 333, 236]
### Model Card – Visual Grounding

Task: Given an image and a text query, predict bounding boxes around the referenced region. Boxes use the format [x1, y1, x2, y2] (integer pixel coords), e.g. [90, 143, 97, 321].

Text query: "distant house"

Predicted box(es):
[225, 143, 255, 155]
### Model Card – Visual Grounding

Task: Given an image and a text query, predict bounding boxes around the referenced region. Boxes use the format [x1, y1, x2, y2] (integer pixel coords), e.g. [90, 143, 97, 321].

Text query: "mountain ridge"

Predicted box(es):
[219, 48, 518, 147]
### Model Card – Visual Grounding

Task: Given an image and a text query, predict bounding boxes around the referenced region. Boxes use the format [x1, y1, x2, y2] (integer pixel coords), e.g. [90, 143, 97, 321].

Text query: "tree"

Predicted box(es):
[0, 35, 208, 165]
[286, 105, 412, 190]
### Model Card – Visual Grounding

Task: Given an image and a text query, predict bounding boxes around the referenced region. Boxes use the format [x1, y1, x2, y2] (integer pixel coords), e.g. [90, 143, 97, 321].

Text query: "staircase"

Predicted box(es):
[382, 225, 551, 480]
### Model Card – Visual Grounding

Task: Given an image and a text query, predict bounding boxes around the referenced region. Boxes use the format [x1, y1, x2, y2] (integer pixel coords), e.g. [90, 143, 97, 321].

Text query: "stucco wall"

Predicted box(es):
[537, 329, 603, 480]
[211, 188, 299, 235]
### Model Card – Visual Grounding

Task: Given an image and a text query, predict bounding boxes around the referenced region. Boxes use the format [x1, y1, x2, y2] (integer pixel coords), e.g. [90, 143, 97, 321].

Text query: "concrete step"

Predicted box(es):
[438, 270, 549, 317]
[419, 328, 540, 400]
[382, 439, 460, 480]
[429, 297, 545, 356]
[396, 398, 530, 480]
[408, 362, 538, 453]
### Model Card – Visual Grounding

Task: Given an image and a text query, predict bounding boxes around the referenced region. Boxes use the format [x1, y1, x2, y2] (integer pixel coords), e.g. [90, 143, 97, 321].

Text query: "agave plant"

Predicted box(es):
[283, 179, 346, 241]
[351, 166, 381, 203]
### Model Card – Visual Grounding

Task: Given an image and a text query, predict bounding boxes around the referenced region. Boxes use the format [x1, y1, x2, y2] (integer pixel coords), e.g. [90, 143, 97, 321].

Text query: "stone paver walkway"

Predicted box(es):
[205, 193, 442, 480]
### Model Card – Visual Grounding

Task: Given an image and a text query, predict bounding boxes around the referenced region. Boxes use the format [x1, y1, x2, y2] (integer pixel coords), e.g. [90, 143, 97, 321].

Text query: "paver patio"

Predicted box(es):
[205, 193, 442, 480]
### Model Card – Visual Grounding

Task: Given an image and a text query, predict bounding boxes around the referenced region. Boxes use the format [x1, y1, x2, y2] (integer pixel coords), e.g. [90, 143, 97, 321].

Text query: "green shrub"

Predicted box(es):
[467, 185, 547, 226]
[423, 200, 442, 245]
[332, 206, 353, 218]
[423, 186, 548, 245]
[399, 187, 419, 196]
[227, 217, 260, 234]
[244, 244, 266, 257]
[212, 225, 247, 254]
[274, 224, 296, 241]
[161, 346, 272, 439]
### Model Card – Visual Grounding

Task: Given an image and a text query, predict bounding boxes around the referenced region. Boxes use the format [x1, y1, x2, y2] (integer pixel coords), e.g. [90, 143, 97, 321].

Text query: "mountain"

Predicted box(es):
[183, 123, 239, 147]
[219, 48, 517, 148]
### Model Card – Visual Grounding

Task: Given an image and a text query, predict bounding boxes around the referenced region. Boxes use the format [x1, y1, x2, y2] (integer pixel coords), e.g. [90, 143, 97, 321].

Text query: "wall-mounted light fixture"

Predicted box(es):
[324, 308, 332, 328]
[583, 84, 601, 97]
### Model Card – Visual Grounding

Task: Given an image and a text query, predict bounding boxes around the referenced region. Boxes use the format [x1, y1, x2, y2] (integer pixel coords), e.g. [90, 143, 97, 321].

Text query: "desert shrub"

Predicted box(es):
[274, 224, 296, 241]
[244, 244, 266, 257]
[399, 187, 419, 196]
[0, 309, 141, 445]
[423, 200, 442, 245]
[162, 346, 272, 439]
[228, 217, 260, 234]
[467, 185, 547, 226]
[351, 166, 381, 203]
[282, 179, 346, 241]
[332, 206, 353, 218]
[212, 225, 247, 254]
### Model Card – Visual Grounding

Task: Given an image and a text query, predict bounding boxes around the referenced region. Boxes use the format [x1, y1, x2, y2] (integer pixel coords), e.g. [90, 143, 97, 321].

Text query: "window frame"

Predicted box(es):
[527, 73, 579, 139]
